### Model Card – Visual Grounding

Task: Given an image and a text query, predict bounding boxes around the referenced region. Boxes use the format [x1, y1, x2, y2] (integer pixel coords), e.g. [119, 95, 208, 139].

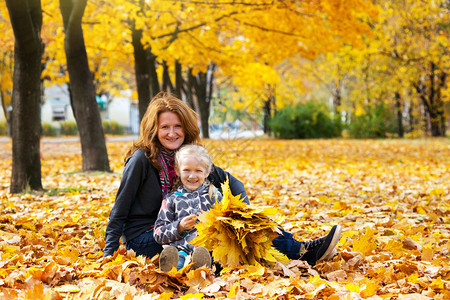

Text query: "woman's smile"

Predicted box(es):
[158, 111, 185, 150]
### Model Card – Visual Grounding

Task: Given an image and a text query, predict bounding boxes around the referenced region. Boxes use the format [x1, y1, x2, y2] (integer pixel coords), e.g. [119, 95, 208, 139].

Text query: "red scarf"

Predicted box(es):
[159, 147, 177, 196]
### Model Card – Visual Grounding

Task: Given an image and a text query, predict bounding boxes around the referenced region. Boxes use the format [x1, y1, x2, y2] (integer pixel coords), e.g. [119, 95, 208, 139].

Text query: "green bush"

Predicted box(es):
[42, 122, 58, 137]
[103, 120, 125, 135]
[0, 121, 7, 136]
[59, 121, 78, 136]
[347, 104, 397, 138]
[270, 101, 341, 139]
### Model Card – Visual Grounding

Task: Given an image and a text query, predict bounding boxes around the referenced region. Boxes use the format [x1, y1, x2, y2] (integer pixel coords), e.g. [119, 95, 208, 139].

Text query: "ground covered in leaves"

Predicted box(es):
[0, 137, 449, 299]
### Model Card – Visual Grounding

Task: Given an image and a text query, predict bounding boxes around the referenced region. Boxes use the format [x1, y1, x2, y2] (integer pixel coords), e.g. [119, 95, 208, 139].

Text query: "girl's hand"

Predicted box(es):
[178, 214, 198, 233]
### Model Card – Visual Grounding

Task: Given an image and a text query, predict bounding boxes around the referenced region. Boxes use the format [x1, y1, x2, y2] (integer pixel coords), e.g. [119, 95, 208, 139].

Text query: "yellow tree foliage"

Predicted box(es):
[1, 0, 380, 118]
[134, 0, 378, 112]
[41, 0, 135, 96]
[301, 0, 449, 134]
[211, 0, 378, 111]
[1, 0, 137, 113]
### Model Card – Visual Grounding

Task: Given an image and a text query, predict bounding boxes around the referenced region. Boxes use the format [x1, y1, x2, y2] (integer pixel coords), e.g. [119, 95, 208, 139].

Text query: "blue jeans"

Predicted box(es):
[272, 228, 305, 260]
[126, 229, 163, 258]
[177, 252, 187, 270]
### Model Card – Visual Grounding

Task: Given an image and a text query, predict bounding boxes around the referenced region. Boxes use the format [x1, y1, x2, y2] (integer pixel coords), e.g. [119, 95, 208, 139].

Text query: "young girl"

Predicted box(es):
[153, 144, 222, 271]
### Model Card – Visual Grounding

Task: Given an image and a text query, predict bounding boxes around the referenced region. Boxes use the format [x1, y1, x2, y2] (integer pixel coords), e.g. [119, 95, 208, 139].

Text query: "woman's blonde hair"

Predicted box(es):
[125, 92, 201, 169]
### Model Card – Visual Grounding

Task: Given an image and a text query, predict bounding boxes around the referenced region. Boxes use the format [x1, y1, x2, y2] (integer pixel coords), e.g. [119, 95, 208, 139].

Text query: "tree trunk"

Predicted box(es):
[264, 84, 277, 135]
[60, 0, 110, 172]
[440, 113, 446, 137]
[395, 91, 404, 138]
[175, 60, 183, 98]
[148, 50, 160, 100]
[162, 61, 174, 94]
[332, 80, 342, 114]
[187, 64, 215, 139]
[429, 111, 441, 137]
[185, 70, 196, 111]
[131, 26, 151, 121]
[263, 98, 271, 135]
[408, 103, 414, 133]
[6, 0, 43, 193]
[413, 62, 447, 137]
[437, 72, 447, 137]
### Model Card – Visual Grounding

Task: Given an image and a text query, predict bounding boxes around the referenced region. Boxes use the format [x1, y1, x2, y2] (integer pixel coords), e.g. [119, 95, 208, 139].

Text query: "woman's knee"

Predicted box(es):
[127, 231, 163, 258]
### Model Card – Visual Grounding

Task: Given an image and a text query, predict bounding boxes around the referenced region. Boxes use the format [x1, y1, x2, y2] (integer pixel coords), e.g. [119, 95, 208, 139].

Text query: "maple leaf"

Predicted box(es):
[192, 178, 288, 267]
[421, 245, 434, 262]
[352, 227, 377, 256]
[360, 278, 379, 298]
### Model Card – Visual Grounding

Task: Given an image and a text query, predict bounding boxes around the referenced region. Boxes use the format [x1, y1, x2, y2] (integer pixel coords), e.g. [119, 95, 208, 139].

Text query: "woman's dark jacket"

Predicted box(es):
[103, 149, 248, 257]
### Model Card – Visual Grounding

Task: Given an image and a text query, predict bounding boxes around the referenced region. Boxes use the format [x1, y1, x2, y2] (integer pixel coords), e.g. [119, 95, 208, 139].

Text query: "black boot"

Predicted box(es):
[299, 225, 342, 266]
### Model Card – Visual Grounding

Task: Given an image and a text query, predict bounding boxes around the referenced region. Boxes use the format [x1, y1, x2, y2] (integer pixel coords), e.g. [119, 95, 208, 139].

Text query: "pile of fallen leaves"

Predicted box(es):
[0, 137, 449, 299]
[192, 178, 288, 267]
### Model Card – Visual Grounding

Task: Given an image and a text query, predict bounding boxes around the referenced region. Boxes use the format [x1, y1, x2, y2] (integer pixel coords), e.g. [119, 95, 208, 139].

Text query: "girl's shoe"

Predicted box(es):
[192, 246, 211, 269]
[159, 246, 179, 272]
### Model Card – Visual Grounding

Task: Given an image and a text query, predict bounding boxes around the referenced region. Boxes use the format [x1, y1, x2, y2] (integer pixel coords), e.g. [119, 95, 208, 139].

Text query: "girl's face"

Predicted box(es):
[157, 111, 185, 150]
[176, 156, 209, 191]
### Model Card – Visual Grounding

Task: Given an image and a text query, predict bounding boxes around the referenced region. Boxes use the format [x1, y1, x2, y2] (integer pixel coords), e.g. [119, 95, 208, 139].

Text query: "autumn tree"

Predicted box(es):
[85, 0, 375, 138]
[187, 64, 215, 138]
[195, 0, 376, 131]
[59, 0, 110, 172]
[5, 0, 43, 193]
[1, 0, 381, 143]
[372, 0, 448, 137]
[301, 0, 449, 138]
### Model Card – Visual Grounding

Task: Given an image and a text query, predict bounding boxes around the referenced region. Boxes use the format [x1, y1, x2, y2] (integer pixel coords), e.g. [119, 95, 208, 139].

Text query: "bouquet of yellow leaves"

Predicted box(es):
[191, 178, 289, 267]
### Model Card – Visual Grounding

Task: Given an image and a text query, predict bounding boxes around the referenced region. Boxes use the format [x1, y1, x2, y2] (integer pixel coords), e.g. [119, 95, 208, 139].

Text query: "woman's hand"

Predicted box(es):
[178, 214, 198, 234]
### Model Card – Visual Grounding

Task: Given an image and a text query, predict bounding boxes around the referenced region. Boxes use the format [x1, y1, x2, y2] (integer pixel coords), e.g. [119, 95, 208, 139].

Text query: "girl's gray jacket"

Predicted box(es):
[153, 183, 223, 254]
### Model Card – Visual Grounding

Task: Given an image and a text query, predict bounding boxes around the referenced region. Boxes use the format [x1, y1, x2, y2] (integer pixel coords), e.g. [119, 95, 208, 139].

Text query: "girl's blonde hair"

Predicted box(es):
[174, 144, 217, 200]
[125, 92, 201, 169]
[174, 144, 213, 174]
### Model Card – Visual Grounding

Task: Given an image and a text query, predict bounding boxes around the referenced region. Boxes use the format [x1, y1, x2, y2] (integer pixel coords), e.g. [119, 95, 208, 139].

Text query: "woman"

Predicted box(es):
[104, 92, 341, 267]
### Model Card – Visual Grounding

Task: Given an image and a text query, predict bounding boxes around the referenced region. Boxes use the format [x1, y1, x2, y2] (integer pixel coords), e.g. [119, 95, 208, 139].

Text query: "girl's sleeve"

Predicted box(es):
[215, 188, 223, 203]
[153, 195, 185, 244]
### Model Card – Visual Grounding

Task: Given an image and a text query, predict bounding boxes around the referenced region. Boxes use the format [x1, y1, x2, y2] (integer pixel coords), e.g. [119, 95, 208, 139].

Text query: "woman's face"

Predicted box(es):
[157, 111, 185, 150]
